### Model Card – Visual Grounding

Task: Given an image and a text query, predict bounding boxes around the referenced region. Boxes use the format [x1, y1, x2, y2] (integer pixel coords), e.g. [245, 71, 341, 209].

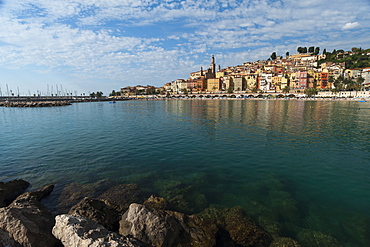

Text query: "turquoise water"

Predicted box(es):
[1, 99, 370, 246]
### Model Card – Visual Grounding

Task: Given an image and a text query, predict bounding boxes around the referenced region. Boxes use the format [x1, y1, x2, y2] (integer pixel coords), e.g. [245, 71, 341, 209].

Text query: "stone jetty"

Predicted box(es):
[0, 101, 72, 107]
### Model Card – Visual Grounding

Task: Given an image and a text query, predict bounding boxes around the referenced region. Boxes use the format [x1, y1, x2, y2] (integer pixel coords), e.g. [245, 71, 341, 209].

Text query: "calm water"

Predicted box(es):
[1, 99, 370, 246]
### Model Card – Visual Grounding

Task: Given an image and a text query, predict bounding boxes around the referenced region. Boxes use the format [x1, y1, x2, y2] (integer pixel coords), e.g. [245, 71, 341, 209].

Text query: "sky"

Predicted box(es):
[0, 0, 369, 96]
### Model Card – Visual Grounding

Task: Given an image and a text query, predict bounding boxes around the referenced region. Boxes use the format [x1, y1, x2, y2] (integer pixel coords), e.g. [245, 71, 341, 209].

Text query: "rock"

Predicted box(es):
[57, 180, 115, 214]
[257, 216, 282, 238]
[52, 214, 147, 247]
[97, 184, 145, 214]
[185, 214, 218, 247]
[223, 207, 273, 247]
[0, 179, 30, 207]
[269, 237, 301, 247]
[198, 206, 273, 247]
[69, 197, 120, 232]
[296, 229, 342, 247]
[0, 184, 60, 247]
[119, 203, 218, 247]
[0, 228, 21, 247]
[268, 190, 300, 225]
[120, 203, 183, 247]
[143, 195, 169, 210]
[154, 179, 208, 214]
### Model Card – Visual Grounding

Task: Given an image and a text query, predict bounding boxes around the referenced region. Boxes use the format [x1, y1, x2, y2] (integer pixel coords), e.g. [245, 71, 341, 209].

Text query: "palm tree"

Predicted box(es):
[354, 77, 365, 96]
[304, 87, 318, 97]
[282, 86, 290, 95]
[333, 76, 344, 97]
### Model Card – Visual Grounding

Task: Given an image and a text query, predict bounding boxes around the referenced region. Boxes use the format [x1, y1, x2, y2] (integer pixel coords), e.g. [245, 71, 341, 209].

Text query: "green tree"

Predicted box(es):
[109, 90, 116, 96]
[302, 47, 308, 53]
[323, 48, 327, 54]
[270, 52, 277, 60]
[353, 77, 365, 96]
[304, 87, 318, 97]
[308, 46, 315, 53]
[314, 47, 320, 55]
[333, 76, 344, 96]
[282, 86, 290, 94]
[331, 87, 340, 94]
[146, 87, 156, 95]
[96, 91, 103, 98]
[328, 76, 335, 87]
[286, 51, 289, 57]
[227, 87, 233, 94]
[90, 92, 96, 97]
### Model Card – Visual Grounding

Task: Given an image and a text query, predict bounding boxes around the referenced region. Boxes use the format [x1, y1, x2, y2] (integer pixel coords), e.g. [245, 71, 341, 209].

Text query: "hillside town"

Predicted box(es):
[117, 47, 370, 98]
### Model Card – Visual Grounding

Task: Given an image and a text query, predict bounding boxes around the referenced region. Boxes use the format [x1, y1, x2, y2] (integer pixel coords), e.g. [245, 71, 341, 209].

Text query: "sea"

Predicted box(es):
[1, 99, 370, 246]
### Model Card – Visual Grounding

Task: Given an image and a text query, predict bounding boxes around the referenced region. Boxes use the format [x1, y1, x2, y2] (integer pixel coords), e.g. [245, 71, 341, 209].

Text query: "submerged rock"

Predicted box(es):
[223, 207, 273, 247]
[143, 195, 169, 210]
[340, 212, 370, 246]
[68, 197, 120, 232]
[53, 214, 147, 247]
[268, 190, 301, 225]
[57, 180, 115, 214]
[0, 179, 30, 207]
[154, 179, 208, 214]
[198, 206, 273, 247]
[269, 237, 301, 247]
[97, 184, 145, 214]
[0, 184, 60, 247]
[296, 229, 342, 247]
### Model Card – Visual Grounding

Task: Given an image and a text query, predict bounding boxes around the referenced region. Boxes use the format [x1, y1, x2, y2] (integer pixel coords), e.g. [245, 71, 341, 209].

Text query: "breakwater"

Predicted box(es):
[0, 96, 131, 107]
[0, 101, 72, 107]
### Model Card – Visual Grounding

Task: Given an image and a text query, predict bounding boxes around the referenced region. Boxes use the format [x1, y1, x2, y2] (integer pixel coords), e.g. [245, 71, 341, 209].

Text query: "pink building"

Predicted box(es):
[297, 70, 308, 89]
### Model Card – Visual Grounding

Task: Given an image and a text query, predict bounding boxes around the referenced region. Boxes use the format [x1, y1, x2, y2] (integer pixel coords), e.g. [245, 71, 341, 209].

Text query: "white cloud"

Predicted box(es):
[342, 22, 360, 30]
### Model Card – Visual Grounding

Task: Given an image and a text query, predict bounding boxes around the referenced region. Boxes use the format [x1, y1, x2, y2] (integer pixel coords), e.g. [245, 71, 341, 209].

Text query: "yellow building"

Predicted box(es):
[272, 75, 283, 91]
[207, 78, 221, 92]
[245, 74, 258, 91]
[216, 71, 226, 78]
[280, 76, 289, 90]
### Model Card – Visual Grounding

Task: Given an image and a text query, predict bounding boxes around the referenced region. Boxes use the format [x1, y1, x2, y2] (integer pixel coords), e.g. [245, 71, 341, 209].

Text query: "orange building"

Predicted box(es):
[320, 72, 329, 89]
[187, 78, 206, 92]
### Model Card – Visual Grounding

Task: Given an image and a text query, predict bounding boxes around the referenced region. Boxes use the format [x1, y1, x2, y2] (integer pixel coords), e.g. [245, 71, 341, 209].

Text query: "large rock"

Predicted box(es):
[97, 184, 145, 214]
[57, 180, 115, 214]
[119, 203, 217, 247]
[0, 184, 60, 247]
[69, 197, 120, 232]
[52, 214, 147, 247]
[120, 203, 183, 247]
[0, 179, 30, 207]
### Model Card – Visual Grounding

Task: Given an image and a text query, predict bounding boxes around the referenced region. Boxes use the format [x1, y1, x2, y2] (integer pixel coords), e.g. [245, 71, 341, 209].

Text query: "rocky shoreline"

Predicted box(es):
[0, 101, 72, 107]
[0, 179, 343, 247]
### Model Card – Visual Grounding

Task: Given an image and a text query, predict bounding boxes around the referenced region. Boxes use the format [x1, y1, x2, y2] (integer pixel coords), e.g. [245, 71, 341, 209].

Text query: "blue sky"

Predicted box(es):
[0, 0, 369, 96]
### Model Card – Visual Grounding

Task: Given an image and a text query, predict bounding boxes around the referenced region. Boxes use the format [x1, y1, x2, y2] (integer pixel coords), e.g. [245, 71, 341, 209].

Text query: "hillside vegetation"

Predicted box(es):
[318, 47, 370, 69]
